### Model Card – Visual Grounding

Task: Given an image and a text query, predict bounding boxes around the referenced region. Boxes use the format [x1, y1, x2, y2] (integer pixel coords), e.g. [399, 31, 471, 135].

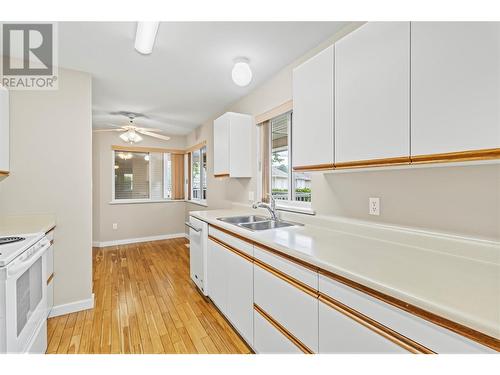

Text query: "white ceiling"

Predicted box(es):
[58, 22, 349, 135]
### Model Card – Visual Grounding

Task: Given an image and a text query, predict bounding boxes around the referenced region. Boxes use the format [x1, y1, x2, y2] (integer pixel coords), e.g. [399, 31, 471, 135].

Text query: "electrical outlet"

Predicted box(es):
[112, 223, 118, 230]
[248, 191, 255, 202]
[369, 198, 380, 216]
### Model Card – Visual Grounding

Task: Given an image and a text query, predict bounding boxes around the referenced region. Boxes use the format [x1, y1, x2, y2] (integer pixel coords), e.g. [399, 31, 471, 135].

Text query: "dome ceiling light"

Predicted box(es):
[231, 58, 253, 87]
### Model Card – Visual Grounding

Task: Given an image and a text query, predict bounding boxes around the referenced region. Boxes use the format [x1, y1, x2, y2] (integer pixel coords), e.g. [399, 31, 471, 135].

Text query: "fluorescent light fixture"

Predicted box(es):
[232, 58, 252, 87]
[135, 22, 160, 55]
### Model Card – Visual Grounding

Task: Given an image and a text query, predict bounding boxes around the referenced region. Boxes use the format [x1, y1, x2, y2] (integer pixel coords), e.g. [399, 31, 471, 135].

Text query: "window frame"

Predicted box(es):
[111, 149, 178, 204]
[257, 110, 315, 215]
[187, 145, 208, 206]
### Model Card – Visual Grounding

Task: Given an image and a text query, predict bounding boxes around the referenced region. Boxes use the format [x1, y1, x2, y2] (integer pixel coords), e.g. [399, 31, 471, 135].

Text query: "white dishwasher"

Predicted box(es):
[185, 216, 208, 295]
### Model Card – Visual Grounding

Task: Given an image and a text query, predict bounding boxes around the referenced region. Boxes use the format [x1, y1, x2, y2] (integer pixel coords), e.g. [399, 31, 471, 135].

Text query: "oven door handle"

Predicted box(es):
[185, 222, 202, 232]
[7, 241, 51, 278]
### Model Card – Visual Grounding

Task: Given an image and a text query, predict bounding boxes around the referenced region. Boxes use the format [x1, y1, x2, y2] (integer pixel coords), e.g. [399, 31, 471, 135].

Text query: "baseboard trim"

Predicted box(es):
[92, 232, 187, 248]
[49, 294, 95, 318]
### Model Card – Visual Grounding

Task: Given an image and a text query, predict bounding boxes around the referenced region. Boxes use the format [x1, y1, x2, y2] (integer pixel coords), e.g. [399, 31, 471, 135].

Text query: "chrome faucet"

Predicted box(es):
[252, 194, 278, 221]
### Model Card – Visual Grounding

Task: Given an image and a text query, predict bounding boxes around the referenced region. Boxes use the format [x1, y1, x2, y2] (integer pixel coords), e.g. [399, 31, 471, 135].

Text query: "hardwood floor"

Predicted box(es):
[47, 238, 252, 354]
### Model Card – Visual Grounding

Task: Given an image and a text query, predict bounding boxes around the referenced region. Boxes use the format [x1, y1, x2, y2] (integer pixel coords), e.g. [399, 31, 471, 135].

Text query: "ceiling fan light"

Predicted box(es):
[131, 132, 142, 143]
[119, 132, 130, 143]
[232, 58, 252, 87]
[135, 22, 160, 55]
[120, 129, 143, 144]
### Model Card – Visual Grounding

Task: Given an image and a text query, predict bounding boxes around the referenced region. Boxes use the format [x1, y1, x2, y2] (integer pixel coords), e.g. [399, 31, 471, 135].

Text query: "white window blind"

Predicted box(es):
[150, 152, 164, 200]
[114, 151, 150, 199]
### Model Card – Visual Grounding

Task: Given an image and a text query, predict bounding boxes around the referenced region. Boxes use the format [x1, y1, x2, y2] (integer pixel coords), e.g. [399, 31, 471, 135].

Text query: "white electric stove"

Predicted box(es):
[0, 232, 51, 353]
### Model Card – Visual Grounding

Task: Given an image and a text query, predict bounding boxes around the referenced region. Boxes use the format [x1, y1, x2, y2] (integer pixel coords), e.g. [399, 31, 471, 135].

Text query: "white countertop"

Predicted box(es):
[190, 209, 500, 340]
[0, 214, 56, 236]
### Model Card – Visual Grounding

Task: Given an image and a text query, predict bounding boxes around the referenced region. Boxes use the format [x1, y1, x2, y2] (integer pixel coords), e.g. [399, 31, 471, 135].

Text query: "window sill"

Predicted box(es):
[276, 204, 316, 216]
[109, 199, 185, 205]
[186, 200, 208, 207]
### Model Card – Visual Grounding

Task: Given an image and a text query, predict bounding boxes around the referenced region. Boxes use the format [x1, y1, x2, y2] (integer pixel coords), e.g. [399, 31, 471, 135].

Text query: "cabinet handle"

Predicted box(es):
[185, 222, 202, 232]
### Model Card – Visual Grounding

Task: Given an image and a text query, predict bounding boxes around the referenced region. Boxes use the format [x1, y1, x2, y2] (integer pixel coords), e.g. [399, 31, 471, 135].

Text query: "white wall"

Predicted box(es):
[185, 22, 500, 241]
[0, 67, 93, 307]
[93, 131, 188, 244]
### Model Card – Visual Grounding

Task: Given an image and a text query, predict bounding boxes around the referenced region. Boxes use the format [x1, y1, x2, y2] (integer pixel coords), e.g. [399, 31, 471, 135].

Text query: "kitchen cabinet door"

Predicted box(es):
[292, 45, 335, 171]
[0, 87, 9, 174]
[335, 22, 410, 165]
[226, 250, 254, 346]
[213, 114, 230, 176]
[207, 239, 228, 313]
[319, 301, 408, 353]
[411, 22, 500, 156]
[213, 112, 253, 177]
[254, 309, 302, 354]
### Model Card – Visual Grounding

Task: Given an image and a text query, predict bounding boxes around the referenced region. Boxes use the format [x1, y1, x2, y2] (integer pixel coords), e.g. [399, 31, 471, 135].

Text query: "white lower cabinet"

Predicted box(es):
[226, 249, 253, 345]
[319, 301, 407, 353]
[207, 239, 228, 313]
[254, 309, 303, 354]
[206, 226, 493, 354]
[318, 275, 494, 353]
[207, 237, 254, 346]
[253, 263, 318, 353]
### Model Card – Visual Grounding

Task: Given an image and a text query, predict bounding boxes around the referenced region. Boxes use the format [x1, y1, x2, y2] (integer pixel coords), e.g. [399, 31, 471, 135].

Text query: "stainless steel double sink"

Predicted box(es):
[217, 215, 301, 231]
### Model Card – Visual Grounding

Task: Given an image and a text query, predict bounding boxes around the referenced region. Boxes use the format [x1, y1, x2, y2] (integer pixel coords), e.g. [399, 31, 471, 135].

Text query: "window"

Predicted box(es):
[188, 145, 207, 204]
[259, 111, 312, 208]
[113, 150, 185, 202]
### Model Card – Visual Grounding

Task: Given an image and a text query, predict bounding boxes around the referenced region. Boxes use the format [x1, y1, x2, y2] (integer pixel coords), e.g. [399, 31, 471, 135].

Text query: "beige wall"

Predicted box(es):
[185, 22, 500, 241]
[92, 131, 188, 243]
[0, 68, 93, 306]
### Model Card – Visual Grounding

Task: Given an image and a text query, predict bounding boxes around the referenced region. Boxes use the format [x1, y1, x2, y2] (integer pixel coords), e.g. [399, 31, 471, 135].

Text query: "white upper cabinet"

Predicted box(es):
[335, 22, 410, 165]
[0, 87, 9, 174]
[213, 112, 253, 177]
[292, 45, 335, 170]
[411, 22, 500, 156]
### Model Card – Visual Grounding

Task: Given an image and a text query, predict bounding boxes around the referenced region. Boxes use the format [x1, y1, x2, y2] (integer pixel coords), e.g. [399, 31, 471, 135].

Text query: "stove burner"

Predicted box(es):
[0, 236, 25, 246]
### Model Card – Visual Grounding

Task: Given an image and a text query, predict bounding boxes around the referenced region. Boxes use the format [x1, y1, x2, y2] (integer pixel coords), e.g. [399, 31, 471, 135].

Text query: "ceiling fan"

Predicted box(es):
[93, 113, 171, 144]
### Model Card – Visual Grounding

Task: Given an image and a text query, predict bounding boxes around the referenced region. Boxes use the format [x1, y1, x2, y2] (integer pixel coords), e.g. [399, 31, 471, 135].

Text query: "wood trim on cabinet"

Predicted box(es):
[292, 163, 335, 172]
[254, 303, 313, 354]
[47, 273, 55, 285]
[0, 170, 9, 176]
[214, 173, 230, 178]
[210, 223, 318, 272]
[253, 258, 319, 299]
[318, 293, 434, 354]
[255, 100, 293, 125]
[335, 156, 411, 169]
[209, 224, 256, 246]
[208, 235, 253, 263]
[206, 222, 500, 351]
[411, 148, 500, 164]
[319, 269, 500, 352]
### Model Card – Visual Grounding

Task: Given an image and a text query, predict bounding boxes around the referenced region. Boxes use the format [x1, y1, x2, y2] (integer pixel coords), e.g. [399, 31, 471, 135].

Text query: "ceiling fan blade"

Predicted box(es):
[102, 123, 126, 128]
[93, 129, 125, 132]
[137, 130, 171, 141]
[135, 127, 162, 132]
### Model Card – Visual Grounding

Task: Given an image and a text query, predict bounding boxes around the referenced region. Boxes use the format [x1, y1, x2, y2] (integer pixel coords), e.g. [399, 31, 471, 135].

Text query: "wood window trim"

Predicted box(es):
[255, 100, 293, 125]
[111, 141, 207, 155]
